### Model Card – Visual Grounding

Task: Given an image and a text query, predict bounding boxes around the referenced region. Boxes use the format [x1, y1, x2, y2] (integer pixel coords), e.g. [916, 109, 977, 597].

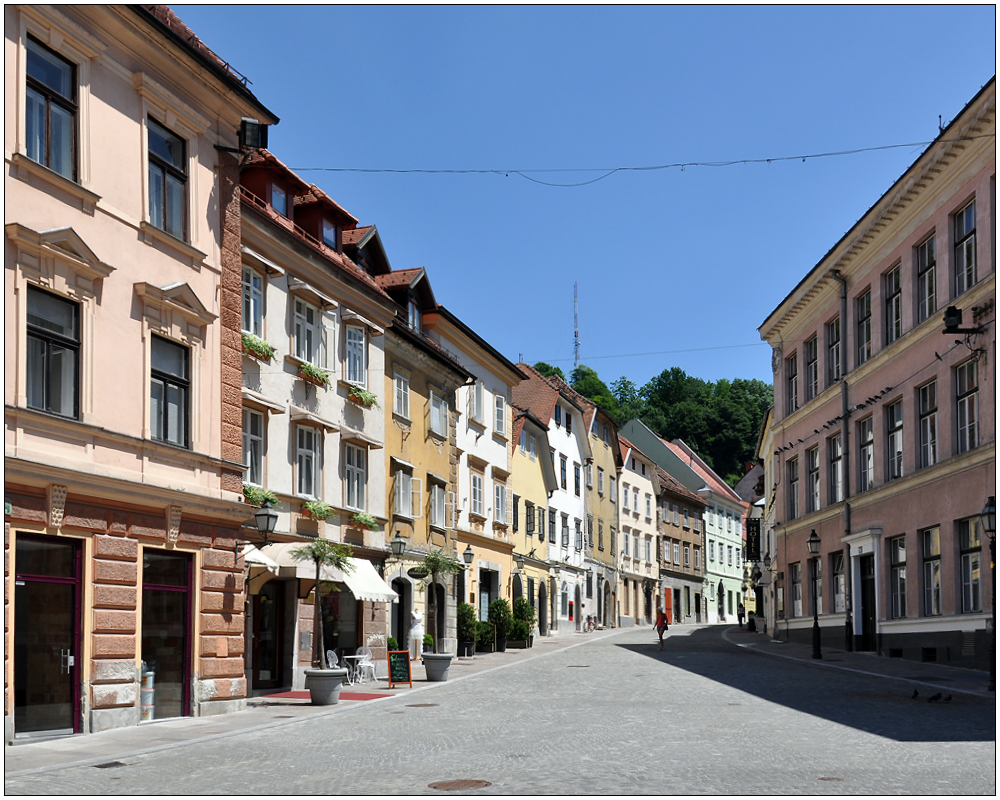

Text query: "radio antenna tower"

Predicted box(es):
[573, 282, 580, 368]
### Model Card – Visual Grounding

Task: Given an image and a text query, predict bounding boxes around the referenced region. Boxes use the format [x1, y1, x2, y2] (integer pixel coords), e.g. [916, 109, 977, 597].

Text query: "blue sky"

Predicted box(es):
[176, 4, 995, 388]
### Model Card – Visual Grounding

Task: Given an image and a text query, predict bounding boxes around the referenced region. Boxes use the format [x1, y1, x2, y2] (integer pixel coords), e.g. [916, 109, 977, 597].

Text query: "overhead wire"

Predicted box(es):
[539, 342, 768, 363]
[290, 133, 996, 188]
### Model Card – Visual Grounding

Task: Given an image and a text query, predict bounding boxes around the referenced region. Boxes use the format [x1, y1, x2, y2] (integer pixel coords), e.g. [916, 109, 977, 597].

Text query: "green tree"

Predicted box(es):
[417, 549, 464, 654]
[533, 361, 566, 380]
[290, 539, 354, 668]
[611, 376, 642, 425]
[570, 364, 620, 419]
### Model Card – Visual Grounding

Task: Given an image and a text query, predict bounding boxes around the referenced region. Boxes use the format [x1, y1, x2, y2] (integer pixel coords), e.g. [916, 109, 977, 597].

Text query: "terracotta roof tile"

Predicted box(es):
[655, 465, 706, 506]
[342, 225, 372, 246]
[374, 268, 423, 290]
[512, 363, 559, 426]
[663, 439, 745, 506]
[294, 184, 359, 226]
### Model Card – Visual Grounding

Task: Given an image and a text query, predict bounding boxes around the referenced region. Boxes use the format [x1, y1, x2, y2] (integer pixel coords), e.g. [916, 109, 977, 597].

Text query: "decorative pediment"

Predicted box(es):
[6, 223, 115, 284]
[134, 281, 218, 328]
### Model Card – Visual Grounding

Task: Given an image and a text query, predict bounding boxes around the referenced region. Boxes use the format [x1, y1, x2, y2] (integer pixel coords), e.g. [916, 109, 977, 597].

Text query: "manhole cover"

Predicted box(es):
[94, 761, 127, 769]
[818, 777, 844, 782]
[429, 780, 492, 791]
[406, 703, 439, 708]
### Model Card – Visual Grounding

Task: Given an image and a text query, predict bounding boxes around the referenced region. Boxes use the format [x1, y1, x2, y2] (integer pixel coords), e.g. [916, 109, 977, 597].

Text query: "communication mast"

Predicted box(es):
[573, 282, 580, 368]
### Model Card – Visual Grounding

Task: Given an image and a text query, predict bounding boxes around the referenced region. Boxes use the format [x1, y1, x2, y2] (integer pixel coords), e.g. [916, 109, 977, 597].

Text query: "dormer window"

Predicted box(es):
[322, 218, 337, 249]
[271, 183, 287, 217]
[408, 300, 421, 333]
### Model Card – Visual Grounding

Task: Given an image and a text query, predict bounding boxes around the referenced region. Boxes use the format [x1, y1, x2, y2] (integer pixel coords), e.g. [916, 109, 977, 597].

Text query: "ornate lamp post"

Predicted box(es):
[807, 529, 822, 660]
[981, 496, 995, 692]
[253, 498, 278, 544]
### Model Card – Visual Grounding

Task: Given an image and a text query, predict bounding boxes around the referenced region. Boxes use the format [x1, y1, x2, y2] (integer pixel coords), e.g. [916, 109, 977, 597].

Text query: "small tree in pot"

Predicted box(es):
[291, 539, 354, 703]
[415, 549, 463, 681]
[456, 602, 477, 657]
[488, 597, 513, 652]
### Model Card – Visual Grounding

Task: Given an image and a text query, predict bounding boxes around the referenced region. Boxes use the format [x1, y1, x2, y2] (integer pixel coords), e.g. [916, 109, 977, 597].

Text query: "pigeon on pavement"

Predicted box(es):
[911, 689, 919, 699]
[927, 692, 942, 703]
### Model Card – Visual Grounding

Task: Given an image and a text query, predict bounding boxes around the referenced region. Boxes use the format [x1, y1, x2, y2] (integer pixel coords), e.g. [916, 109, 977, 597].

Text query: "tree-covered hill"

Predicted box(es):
[534, 362, 772, 487]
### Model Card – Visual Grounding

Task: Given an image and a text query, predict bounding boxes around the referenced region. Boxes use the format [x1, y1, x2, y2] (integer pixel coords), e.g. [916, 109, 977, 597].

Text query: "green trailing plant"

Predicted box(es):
[243, 484, 278, 507]
[512, 596, 537, 630]
[488, 597, 514, 640]
[241, 332, 276, 362]
[456, 602, 478, 643]
[289, 539, 354, 669]
[417, 549, 465, 654]
[298, 361, 331, 388]
[350, 511, 379, 531]
[346, 385, 380, 409]
[302, 499, 333, 520]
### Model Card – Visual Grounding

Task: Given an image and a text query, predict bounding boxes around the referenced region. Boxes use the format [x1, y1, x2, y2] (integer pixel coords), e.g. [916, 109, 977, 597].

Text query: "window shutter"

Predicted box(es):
[506, 491, 512, 527]
[411, 477, 422, 519]
[446, 490, 456, 529]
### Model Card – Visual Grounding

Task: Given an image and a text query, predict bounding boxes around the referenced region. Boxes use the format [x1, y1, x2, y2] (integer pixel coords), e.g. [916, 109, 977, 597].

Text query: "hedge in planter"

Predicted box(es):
[457, 602, 477, 657]
[488, 598, 513, 651]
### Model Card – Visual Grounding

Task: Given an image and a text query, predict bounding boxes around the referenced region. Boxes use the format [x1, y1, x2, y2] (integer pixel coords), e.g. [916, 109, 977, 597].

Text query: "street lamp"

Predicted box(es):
[253, 498, 278, 544]
[981, 496, 995, 692]
[807, 529, 822, 660]
[462, 544, 475, 566]
[515, 553, 526, 572]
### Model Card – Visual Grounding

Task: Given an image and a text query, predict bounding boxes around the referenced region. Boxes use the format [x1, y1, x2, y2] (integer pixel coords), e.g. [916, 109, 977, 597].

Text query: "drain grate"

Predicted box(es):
[818, 777, 844, 782]
[93, 761, 127, 770]
[567, 665, 590, 668]
[429, 780, 492, 791]
[406, 703, 439, 708]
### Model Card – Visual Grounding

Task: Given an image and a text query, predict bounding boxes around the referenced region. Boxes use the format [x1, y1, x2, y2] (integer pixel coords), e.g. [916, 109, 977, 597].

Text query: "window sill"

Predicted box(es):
[11, 153, 101, 214]
[491, 430, 508, 443]
[469, 511, 487, 523]
[468, 417, 486, 432]
[139, 221, 207, 268]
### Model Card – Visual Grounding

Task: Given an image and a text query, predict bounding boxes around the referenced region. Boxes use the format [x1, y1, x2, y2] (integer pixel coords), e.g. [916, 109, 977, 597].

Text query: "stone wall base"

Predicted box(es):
[618, 616, 635, 627]
[197, 697, 245, 717]
[90, 705, 140, 734]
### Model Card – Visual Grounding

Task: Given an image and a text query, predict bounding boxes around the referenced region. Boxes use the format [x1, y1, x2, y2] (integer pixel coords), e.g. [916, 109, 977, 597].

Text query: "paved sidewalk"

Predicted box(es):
[4, 628, 606, 777]
[723, 624, 994, 699]
[6, 623, 992, 778]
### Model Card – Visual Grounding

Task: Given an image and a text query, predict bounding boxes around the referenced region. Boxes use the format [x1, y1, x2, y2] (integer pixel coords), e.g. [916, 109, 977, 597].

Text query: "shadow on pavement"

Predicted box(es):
[617, 627, 996, 744]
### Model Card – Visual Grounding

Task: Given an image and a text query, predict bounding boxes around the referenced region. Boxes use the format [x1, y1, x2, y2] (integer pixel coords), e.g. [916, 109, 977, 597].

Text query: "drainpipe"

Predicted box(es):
[830, 269, 853, 652]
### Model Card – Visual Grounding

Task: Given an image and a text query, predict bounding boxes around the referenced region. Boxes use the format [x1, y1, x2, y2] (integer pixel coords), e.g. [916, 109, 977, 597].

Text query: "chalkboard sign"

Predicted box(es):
[387, 650, 412, 688]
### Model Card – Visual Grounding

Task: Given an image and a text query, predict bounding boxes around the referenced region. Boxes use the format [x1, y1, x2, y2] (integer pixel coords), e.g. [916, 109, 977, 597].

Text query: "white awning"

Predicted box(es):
[241, 544, 280, 573]
[258, 544, 397, 603]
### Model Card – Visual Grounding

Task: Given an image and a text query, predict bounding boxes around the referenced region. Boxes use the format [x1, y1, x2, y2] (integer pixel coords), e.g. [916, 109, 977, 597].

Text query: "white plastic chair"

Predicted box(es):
[326, 650, 338, 669]
[355, 646, 377, 684]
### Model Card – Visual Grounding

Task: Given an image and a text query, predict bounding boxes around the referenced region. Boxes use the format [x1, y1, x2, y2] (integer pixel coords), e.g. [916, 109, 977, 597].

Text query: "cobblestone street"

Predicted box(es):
[5, 626, 995, 796]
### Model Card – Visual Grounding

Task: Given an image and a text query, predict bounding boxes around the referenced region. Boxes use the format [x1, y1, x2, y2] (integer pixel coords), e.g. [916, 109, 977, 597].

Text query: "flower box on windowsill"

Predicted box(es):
[349, 511, 380, 531]
[345, 385, 380, 410]
[299, 363, 331, 389]
[243, 484, 278, 507]
[301, 500, 333, 520]
[242, 333, 276, 364]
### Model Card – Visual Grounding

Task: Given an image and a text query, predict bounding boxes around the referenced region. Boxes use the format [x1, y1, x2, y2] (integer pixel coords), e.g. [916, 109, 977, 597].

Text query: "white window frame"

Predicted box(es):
[494, 392, 506, 436]
[344, 442, 366, 511]
[243, 407, 264, 487]
[394, 469, 421, 519]
[956, 360, 978, 454]
[916, 234, 936, 323]
[470, 472, 484, 517]
[241, 264, 264, 337]
[919, 382, 937, 469]
[470, 380, 484, 425]
[597, 467, 604, 494]
[394, 372, 410, 419]
[954, 200, 976, 297]
[529, 435, 537, 461]
[430, 390, 449, 438]
[345, 324, 366, 386]
[430, 482, 454, 529]
[858, 417, 874, 492]
[296, 425, 321, 499]
[294, 297, 322, 365]
[494, 483, 509, 525]
[887, 400, 903, 480]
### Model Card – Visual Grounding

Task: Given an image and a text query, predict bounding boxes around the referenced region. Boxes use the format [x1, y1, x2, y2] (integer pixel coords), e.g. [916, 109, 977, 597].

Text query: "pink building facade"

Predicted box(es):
[758, 79, 995, 668]
[4, 5, 276, 741]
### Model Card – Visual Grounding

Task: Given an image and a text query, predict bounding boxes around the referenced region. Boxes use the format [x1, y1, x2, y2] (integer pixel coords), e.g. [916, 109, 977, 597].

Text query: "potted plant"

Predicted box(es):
[508, 619, 531, 648]
[350, 511, 380, 531]
[301, 499, 333, 520]
[513, 596, 537, 647]
[476, 620, 495, 654]
[243, 484, 278, 507]
[415, 549, 464, 681]
[488, 597, 513, 653]
[456, 602, 477, 657]
[386, 636, 399, 651]
[241, 332, 276, 363]
[298, 361, 330, 388]
[423, 634, 434, 653]
[346, 385, 380, 409]
[290, 539, 354, 704]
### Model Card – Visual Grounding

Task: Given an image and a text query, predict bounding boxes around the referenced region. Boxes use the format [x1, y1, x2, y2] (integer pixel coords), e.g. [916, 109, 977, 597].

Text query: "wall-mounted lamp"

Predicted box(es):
[253, 498, 278, 544]
[462, 544, 475, 566]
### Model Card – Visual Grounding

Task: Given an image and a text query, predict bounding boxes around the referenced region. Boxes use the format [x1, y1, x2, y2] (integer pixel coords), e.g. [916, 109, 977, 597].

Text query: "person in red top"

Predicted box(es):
[654, 608, 668, 649]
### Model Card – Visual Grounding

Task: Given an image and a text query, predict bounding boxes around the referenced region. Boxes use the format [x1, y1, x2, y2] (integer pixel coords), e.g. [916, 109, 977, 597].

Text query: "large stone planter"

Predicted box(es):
[304, 668, 349, 705]
[457, 641, 475, 657]
[422, 653, 454, 682]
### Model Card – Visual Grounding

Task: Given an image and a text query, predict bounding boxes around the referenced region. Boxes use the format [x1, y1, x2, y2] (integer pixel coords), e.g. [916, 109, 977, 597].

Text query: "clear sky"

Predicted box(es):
[175, 4, 995, 388]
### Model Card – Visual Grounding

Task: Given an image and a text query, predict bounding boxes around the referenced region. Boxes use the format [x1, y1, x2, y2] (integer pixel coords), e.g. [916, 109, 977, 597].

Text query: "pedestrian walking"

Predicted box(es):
[737, 602, 745, 629]
[654, 609, 668, 649]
